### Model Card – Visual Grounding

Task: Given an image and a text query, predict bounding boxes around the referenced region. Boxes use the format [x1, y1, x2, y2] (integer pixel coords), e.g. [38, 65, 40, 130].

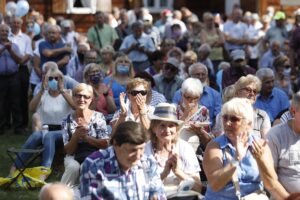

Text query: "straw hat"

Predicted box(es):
[149, 103, 183, 125]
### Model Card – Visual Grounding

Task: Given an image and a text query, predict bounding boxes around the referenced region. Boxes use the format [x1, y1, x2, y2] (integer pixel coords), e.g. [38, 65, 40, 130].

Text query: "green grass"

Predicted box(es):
[0, 129, 63, 200]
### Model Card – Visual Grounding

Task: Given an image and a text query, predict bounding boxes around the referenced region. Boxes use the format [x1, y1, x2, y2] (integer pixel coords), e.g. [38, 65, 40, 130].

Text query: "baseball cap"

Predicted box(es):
[273, 11, 286, 20]
[165, 57, 180, 69]
[230, 49, 245, 61]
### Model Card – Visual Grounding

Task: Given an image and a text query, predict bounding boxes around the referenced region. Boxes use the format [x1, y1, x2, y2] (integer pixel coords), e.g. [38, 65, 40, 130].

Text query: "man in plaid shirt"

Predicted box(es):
[80, 121, 166, 200]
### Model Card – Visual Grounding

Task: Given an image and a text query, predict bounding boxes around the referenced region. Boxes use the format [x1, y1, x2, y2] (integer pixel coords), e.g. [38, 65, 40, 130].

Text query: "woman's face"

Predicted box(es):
[116, 59, 131, 76]
[128, 84, 147, 105]
[182, 92, 200, 108]
[101, 52, 113, 63]
[222, 112, 248, 139]
[153, 121, 178, 143]
[73, 90, 93, 110]
[204, 17, 214, 28]
[236, 83, 258, 104]
[88, 69, 103, 85]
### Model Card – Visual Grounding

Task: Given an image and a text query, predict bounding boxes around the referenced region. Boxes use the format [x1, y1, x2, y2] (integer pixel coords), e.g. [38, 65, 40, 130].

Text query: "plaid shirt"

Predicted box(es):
[80, 146, 166, 200]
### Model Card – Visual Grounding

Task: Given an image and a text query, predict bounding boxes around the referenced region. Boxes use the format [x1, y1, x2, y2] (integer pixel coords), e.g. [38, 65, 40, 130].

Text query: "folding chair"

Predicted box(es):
[6, 147, 44, 189]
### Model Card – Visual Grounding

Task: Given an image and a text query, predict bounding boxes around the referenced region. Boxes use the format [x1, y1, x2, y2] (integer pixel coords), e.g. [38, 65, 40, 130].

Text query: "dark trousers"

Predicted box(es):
[0, 73, 23, 131]
[18, 65, 30, 128]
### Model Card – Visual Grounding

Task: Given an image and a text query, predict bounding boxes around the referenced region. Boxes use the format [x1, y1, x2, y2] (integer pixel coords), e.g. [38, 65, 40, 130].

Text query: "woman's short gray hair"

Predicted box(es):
[234, 74, 262, 94]
[256, 68, 274, 80]
[181, 78, 203, 97]
[222, 97, 253, 125]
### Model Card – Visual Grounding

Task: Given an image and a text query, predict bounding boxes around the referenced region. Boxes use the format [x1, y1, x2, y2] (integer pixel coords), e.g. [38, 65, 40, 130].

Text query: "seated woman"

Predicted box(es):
[110, 77, 153, 131]
[10, 66, 75, 179]
[61, 83, 110, 187]
[203, 98, 288, 200]
[145, 103, 202, 195]
[103, 54, 135, 109]
[177, 78, 211, 151]
[234, 75, 271, 138]
[83, 63, 117, 116]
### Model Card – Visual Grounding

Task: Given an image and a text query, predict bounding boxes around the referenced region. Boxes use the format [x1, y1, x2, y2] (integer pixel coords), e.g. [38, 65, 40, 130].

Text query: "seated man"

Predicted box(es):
[267, 91, 300, 193]
[80, 121, 166, 200]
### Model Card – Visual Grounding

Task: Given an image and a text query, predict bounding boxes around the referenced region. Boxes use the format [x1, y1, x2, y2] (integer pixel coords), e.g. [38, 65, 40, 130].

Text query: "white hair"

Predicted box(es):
[181, 77, 203, 97]
[256, 68, 274, 80]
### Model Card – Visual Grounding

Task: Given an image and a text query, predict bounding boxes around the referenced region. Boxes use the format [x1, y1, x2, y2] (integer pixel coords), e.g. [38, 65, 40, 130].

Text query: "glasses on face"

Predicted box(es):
[183, 94, 200, 101]
[130, 90, 148, 96]
[222, 115, 244, 123]
[48, 76, 59, 81]
[240, 87, 258, 95]
[74, 94, 91, 100]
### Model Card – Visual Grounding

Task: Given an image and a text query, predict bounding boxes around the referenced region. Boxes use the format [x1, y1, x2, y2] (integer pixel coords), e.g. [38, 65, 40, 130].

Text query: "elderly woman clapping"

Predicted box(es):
[177, 78, 211, 151]
[203, 98, 288, 200]
[145, 103, 203, 195]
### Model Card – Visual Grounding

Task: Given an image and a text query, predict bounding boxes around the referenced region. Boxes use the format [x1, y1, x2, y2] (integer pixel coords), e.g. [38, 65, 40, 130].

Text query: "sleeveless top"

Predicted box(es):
[205, 134, 263, 200]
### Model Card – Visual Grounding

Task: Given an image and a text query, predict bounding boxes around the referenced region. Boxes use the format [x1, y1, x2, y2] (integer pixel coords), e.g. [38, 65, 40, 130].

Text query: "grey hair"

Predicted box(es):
[188, 62, 208, 75]
[42, 61, 59, 73]
[222, 97, 253, 126]
[131, 21, 144, 30]
[218, 61, 230, 71]
[198, 43, 211, 53]
[256, 68, 274, 80]
[181, 78, 203, 97]
[46, 24, 61, 33]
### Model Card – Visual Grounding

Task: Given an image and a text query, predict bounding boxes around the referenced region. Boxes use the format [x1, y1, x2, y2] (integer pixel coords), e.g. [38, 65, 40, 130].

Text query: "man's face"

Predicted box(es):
[261, 76, 275, 94]
[84, 52, 97, 64]
[232, 59, 246, 68]
[114, 143, 145, 171]
[163, 63, 178, 79]
[133, 27, 143, 38]
[0, 25, 9, 41]
[271, 43, 280, 56]
[47, 27, 60, 43]
[96, 13, 105, 26]
[11, 18, 22, 32]
[190, 66, 207, 83]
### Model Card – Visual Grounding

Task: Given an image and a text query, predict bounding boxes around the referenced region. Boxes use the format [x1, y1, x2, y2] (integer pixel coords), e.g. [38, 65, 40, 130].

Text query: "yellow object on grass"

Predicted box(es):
[0, 166, 51, 189]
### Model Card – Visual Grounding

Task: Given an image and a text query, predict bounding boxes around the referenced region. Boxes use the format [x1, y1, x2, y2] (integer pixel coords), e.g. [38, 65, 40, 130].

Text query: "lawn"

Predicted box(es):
[0, 129, 63, 200]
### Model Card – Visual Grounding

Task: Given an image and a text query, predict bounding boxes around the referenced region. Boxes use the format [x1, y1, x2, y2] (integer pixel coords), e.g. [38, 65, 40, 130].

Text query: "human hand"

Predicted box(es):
[75, 126, 89, 141]
[119, 92, 127, 116]
[58, 76, 64, 92]
[4, 41, 12, 51]
[189, 123, 208, 137]
[234, 132, 249, 161]
[250, 139, 267, 162]
[136, 93, 146, 111]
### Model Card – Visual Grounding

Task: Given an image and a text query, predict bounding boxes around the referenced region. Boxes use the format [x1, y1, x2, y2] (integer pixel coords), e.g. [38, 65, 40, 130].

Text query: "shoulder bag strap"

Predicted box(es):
[224, 147, 242, 200]
[67, 114, 72, 141]
[94, 26, 102, 49]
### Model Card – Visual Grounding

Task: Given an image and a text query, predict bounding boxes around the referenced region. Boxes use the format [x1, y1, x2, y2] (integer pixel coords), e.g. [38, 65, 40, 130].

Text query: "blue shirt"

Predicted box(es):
[154, 75, 183, 103]
[205, 134, 262, 200]
[172, 85, 222, 124]
[119, 33, 155, 62]
[223, 20, 248, 51]
[103, 76, 127, 109]
[254, 87, 290, 123]
[80, 146, 166, 200]
[0, 42, 21, 75]
[259, 49, 284, 71]
[39, 40, 69, 74]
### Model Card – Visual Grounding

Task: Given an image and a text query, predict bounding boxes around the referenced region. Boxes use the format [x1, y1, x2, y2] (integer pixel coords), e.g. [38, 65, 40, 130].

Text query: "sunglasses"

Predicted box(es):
[74, 94, 91, 100]
[130, 90, 148, 96]
[48, 76, 59, 81]
[241, 87, 258, 95]
[222, 115, 244, 123]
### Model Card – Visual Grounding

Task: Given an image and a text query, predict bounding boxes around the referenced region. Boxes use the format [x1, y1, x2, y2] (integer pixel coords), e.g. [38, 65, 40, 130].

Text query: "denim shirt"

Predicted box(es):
[205, 134, 263, 200]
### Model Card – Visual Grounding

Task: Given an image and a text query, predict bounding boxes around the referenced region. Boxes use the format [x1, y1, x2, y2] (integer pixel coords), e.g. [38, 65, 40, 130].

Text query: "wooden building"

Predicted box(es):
[0, 0, 299, 33]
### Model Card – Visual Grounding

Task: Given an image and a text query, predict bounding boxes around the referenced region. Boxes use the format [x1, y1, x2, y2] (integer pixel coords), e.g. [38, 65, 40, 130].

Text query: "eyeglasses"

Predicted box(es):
[183, 94, 200, 101]
[74, 94, 91, 100]
[130, 90, 148, 96]
[222, 115, 244, 123]
[240, 87, 258, 95]
[48, 76, 59, 81]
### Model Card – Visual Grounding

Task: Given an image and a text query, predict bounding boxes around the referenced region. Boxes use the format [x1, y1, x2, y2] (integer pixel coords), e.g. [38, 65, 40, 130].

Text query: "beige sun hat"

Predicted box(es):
[149, 103, 183, 125]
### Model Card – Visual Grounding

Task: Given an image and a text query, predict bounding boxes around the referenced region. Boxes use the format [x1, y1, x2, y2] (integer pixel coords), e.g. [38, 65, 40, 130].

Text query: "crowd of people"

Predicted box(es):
[1, 3, 300, 200]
